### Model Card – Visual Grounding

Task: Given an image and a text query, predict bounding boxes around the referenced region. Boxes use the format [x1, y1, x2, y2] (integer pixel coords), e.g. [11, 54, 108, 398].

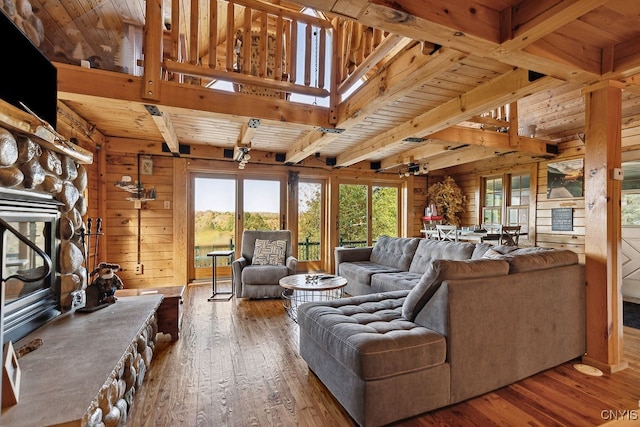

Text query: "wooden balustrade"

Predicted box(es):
[157, 0, 403, 100]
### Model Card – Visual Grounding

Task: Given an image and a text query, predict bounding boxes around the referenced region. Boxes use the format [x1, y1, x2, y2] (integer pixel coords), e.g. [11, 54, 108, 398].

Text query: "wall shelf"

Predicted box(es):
[115, 181, 156, 201]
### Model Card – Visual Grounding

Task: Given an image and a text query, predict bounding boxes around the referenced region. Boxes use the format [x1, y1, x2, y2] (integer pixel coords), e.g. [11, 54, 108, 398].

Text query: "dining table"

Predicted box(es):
[420, 228, 501, 243]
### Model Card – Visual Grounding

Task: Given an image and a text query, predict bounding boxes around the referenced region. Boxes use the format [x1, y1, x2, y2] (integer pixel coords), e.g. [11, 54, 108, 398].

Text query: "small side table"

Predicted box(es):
[207, 249, 235, 301]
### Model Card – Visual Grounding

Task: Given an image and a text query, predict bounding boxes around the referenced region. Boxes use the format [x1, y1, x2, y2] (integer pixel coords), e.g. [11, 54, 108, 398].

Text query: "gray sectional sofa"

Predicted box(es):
[298, 236, 586, 426]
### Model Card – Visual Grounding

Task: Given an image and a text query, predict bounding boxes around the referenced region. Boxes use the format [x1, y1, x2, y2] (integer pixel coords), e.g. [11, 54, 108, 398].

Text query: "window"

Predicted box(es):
[482, 177, 502, 225]
[298, 181, 323, 262]
[482, 173, 530, 233]
[338, 182, 400, 247]
[507, 174, 530, 233]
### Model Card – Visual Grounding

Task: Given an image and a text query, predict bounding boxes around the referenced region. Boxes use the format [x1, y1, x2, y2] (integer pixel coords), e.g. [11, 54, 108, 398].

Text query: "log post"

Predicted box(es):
[582, 80, 628, 373]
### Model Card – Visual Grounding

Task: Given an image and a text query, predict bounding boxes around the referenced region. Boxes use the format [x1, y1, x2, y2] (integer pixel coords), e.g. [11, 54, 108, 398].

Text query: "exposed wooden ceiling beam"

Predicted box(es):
[337, 45, 468, 127]
[427, 126, 555, 157]
[285, 44, 468, 163]
[336, 68, 565, 167]
[298, 0, 606, 82]
[500, 0, 610, 50]
[378, 125, 556, 171]
[286, 130, 338, 164]
[238, 118, 260, 147]
[146, 106, 180, 154]
[337, 34, 411, 94]
[379, 141, 449, 170]
[422, 146, 500, 172]
[55, 62, 330, 129]
[602, 35, 640, 80]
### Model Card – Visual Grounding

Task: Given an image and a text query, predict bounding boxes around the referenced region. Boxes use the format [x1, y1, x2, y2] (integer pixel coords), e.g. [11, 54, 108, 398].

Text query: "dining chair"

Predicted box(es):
[501, 225, 521, 246]
[480, 223, 502, 244]
[436, 224, 458, 242]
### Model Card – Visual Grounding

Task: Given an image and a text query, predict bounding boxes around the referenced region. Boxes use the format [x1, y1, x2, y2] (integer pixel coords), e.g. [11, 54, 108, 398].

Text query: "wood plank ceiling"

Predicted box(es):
[15, 0, 640, 172]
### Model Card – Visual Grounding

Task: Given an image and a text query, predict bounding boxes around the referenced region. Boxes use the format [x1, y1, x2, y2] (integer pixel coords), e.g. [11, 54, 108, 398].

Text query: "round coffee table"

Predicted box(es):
[279, 274, 347, 321]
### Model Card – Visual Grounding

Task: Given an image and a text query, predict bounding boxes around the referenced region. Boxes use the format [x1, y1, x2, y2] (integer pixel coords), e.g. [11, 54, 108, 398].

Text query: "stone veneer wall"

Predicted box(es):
[0, 125, 89, 310]
[86, 314, 158, 426]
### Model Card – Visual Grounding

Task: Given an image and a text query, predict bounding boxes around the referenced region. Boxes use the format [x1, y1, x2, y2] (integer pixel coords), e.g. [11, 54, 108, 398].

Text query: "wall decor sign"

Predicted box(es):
[552, 207, 574, 231]
[141, 156, 153, 175]
[547, 159, 584, 199]
[2, 341, 20, 407]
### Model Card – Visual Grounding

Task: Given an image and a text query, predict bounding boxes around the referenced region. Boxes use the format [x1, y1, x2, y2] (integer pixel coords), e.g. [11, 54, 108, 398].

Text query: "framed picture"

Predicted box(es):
[547, 159, 584, 199]
[2, 341, 21, 407]
[140, 156, 153, 175]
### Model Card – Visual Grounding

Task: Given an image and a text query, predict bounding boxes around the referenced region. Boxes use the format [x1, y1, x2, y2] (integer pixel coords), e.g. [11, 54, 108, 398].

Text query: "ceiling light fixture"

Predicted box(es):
[234, 145, 251, 169]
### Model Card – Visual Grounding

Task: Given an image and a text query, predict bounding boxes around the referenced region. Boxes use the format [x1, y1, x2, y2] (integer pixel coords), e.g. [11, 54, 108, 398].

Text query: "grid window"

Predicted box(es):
[483, 177, 503, 225]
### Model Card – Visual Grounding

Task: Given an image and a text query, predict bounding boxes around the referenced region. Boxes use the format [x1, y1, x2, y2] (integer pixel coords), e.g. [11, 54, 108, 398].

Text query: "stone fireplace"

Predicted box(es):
[1, 125, 90, 345]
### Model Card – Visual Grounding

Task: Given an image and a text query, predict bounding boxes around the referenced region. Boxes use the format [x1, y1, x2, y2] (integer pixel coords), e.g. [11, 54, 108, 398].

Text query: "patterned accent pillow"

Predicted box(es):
[252, 239, 287, 266]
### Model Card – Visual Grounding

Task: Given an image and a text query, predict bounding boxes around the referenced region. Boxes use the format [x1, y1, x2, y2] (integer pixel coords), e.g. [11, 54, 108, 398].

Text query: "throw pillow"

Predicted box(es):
[481, 248, 508, 259]
[402, 258, 510, 321]
[252, 239, 287, 266]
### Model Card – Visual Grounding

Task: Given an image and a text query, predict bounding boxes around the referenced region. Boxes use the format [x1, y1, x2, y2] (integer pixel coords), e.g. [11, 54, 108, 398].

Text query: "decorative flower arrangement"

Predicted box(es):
[427, 176, 465, 226]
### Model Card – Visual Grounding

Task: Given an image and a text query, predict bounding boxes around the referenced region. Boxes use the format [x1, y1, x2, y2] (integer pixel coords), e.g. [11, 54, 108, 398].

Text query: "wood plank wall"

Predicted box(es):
[85, 139, 426, 288]
[450, 139, 588, 261]
[103, 145, 176, 287]
[80, 135, 625, 288]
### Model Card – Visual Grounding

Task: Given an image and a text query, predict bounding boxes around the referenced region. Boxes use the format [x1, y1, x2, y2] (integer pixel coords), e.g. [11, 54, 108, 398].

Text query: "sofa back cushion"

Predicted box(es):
[409, 239, 475, 274]
[370, 236, 420, 270]
[402, 258, 510, 321]
[506, 249, 578, 273]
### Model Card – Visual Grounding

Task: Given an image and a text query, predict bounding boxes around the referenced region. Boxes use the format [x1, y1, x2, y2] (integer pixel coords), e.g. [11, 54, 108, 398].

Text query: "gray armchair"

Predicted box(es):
[232, 230, 297, 298]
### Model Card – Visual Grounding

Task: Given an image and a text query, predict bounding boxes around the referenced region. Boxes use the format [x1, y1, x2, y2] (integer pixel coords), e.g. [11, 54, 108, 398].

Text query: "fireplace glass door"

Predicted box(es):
[1, 192, 60, 344]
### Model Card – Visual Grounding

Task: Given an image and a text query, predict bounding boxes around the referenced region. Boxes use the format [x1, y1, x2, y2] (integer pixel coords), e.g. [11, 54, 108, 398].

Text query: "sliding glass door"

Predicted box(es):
[192, 175, 236, 280]
[243, 179, 282, 230]
[190, 175, 285, 282]
[298, 180, 325, 271]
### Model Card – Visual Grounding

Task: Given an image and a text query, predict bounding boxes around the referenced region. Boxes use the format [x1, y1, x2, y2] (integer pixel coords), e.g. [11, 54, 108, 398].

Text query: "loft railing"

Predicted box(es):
[143, 0, 405, 103]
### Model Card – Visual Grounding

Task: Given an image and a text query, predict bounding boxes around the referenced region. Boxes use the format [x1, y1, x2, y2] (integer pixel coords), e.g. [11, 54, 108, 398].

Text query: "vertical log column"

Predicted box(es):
[582, 81, 627, 373]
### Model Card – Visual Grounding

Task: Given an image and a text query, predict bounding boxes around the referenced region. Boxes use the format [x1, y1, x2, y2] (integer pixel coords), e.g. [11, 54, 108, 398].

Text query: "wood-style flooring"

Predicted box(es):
[127, 282, 640, 426]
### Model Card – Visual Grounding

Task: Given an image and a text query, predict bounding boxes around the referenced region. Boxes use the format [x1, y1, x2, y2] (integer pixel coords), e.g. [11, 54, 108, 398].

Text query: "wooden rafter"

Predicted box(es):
[336, 68, 565, 167]
[379, 124, 556, 171]
[238, 118, 260, 146]
[298, 0, 609, 82]
[286, 45, 468, 163]
[147, 106, 180, 154]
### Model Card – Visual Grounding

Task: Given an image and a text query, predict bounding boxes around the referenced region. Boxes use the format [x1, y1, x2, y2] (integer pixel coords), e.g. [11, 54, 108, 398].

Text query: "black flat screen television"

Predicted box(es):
[0, 9, 57, 129]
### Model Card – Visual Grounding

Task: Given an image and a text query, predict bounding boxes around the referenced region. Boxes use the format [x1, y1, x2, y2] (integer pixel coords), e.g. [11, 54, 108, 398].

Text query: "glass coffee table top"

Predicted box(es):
[279, 274, 347, 322]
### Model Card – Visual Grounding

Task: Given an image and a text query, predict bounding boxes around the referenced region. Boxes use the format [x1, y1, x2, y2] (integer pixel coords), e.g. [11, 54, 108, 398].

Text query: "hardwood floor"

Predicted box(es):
[127, 282, 640, 426]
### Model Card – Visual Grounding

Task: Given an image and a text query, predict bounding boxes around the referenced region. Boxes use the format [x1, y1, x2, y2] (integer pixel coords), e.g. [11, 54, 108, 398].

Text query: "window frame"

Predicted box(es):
[479, 168, 534, 238]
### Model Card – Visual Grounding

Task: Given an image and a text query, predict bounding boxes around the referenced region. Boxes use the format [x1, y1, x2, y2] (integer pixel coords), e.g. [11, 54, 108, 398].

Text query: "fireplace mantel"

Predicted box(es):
[0, 99, 93, 165]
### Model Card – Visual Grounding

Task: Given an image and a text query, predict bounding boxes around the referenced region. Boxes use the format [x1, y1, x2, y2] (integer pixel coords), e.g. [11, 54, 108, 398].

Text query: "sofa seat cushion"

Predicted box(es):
[339, 261, 402, 287]
[241, 264, 290, 285]
[370, 235, 420, 270]
[409, 239, 476, 274]
[298, 291, 446, 381]
[403, 258, 510, 321]
[371, 271, 422, 293]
